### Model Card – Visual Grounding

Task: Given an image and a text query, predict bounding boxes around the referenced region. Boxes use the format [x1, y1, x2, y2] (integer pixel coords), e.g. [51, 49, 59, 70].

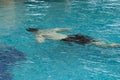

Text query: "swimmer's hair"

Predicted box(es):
[26, 28, 39, 32]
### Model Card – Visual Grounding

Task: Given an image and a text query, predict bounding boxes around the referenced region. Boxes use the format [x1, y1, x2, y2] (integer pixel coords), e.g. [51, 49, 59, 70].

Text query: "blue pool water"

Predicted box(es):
[0, 0, 120, 80]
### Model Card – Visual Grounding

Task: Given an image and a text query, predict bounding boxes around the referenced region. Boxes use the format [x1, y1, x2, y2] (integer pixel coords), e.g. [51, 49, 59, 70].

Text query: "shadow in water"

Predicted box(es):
[0, 47, 26, 80]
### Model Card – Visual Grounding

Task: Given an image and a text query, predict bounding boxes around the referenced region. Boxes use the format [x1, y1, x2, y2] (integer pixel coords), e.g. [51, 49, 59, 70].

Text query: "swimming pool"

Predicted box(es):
[0, 0, 120, 80]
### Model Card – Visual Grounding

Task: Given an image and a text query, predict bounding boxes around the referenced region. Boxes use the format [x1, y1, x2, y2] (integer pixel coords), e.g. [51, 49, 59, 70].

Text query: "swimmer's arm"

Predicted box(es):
[36, 35, 45, 43]
[53, 28, 72, 32]
[91, 42, 120, 48]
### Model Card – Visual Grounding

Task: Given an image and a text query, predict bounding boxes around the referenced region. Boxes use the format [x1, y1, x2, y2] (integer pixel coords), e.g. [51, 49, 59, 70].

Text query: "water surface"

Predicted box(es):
[0, 0, 120, 80]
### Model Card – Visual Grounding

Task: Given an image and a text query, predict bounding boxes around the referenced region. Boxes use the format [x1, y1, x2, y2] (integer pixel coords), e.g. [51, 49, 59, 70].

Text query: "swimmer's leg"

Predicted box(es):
[91, 41, 120, 48]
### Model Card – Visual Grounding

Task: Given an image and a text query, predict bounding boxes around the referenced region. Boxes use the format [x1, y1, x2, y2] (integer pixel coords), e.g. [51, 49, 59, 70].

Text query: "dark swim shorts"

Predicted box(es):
[61, 34, 97, 45]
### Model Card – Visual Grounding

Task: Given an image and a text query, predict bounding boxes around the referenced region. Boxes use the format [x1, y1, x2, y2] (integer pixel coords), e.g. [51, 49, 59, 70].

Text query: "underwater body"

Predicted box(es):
[0, 0, 120, 80]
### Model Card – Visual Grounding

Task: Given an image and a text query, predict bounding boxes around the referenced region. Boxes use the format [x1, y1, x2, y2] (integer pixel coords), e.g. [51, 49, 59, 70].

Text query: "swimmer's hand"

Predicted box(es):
[54, 28, 72, 32]
[36, 35, 45, 43]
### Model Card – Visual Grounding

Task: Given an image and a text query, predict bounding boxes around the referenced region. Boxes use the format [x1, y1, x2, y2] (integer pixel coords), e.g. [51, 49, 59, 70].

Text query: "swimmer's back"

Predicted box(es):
[36, 29, 68, 40]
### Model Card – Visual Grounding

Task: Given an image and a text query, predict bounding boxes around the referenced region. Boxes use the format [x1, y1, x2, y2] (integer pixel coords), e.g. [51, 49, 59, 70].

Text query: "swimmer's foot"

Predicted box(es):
[109, 43, 120, 47]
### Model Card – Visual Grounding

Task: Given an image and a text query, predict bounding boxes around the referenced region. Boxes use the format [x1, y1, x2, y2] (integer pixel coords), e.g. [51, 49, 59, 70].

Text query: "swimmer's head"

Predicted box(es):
[26, 28, 39, 32]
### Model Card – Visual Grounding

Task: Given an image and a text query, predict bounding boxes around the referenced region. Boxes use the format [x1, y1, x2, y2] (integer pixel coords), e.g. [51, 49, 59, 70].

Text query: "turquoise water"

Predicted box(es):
[0, 0, 120, 80]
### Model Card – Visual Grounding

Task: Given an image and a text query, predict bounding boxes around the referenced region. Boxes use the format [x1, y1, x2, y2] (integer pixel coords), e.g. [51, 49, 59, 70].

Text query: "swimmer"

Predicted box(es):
[26, 28, 120, 48]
